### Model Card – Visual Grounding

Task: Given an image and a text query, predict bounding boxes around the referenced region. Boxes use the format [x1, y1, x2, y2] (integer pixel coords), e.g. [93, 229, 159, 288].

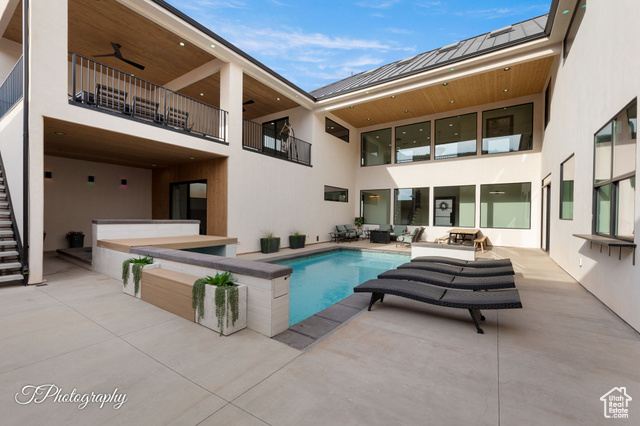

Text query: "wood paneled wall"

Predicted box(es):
[152, 158, 228, 236]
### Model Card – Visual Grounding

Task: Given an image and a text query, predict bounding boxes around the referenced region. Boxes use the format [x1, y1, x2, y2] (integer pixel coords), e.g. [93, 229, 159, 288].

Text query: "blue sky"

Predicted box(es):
[164, 0, 551, 92]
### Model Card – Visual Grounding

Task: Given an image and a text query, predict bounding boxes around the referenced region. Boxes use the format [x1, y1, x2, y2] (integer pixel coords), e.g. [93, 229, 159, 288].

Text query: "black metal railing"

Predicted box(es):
[243, 119, 311, 166]
[69, 52, 227, 142]
[0, 56, 24, 120]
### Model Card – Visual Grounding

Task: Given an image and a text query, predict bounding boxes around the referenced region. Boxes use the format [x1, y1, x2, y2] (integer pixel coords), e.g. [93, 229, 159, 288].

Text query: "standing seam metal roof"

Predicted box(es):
[310, 15, 548, 101]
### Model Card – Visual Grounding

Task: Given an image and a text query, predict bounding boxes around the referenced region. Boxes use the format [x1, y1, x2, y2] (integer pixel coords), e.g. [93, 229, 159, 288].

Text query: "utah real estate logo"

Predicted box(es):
[600, 387, 632, 419]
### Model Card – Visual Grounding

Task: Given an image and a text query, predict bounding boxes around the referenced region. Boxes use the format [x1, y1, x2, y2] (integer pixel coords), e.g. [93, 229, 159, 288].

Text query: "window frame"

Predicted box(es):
[361, 128, 392, 167]
[394, 187, 430, 226]
[560, 154, 575, 220]
[480, 182, 532, 230]
[324, 185, 348, 202]
[592, 99, 637, 241]
[325, 117, 349, 142]
[481, 102, 534, 156]
[395, 121, 431, 164]
[433, 185, 476, 228]
[360, 188, 391, 225]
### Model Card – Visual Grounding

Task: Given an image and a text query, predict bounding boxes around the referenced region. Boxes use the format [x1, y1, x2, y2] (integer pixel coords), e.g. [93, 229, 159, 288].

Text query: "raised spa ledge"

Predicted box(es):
[92, 219, 200, 224]
[131, 246, 293, 280]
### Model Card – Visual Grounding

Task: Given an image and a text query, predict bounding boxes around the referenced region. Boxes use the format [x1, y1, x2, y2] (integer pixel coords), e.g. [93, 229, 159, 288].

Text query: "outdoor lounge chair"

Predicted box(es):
[378, 268, 515, 290]
[344, 224, 363, 239]
[411, 256, 512, 269]
[390, 225, 407, 241]
[336, 225, 356, 240]
[395, 227, 423, 247]
[397, 262, 514, 277]
[354, 278, 522, 333]
[378, 224, 392, 232]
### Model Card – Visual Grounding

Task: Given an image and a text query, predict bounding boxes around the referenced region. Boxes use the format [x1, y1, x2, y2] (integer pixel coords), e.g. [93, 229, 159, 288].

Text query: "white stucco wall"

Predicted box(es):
[0, 37, 21, 82]
[354, 94, 544, 248]
[43, 156, 152, 251]
[542, 0, 640, 331]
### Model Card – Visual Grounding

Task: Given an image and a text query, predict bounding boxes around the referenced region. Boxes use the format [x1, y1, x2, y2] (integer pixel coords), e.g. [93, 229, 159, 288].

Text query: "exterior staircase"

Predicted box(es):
[0, 165, 25, 284]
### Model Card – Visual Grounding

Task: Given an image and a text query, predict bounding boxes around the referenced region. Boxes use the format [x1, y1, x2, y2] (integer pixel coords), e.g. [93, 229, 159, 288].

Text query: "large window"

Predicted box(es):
[433, 185, 475, 227]
[394, 187, 429, 226]
[434, 113, 477, 159]
[262, 116, 289, 158]
[594, 99, 637, 240]
[361, 189, 391, 225]
[324, 185, 348, 202]
[560, 155, 575, 220]
[482, 103, 533, 155]
[326, 118, 349, 142]
[480, 183, 531, 229]
[563, 0, 587, 60]
[361, 128, 392, 166]
[395, 121, 431, 163]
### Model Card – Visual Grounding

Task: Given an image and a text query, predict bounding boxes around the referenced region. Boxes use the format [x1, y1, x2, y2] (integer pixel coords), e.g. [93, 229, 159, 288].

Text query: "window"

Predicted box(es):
[433, 185, 475, 227]
[544, 80, 552, 129]
[326, 118, 349, 142]
[262, 117, 289, 158]
[563, 0, 587, 60]
[324, 185, 348, 202]
[560, 155, 575, 220]
[593, 99, 637, 240]
[395, 121, 431, 163]
[482, 103, 533, 155]
[361, 189, 391, 224]
[170, 180, 207, 235]
[434, 113, 477, 159]
[394, 187, 429, 226]
[361, 128, 392, 166]
[480, 183, 531, 229]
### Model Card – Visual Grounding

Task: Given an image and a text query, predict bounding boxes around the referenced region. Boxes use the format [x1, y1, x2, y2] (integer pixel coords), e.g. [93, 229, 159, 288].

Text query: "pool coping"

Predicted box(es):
[268, 246, 409, 350]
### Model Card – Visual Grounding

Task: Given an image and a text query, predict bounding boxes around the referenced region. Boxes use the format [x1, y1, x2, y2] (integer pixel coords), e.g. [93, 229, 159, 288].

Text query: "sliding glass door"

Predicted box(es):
[170, 180, 207, 235]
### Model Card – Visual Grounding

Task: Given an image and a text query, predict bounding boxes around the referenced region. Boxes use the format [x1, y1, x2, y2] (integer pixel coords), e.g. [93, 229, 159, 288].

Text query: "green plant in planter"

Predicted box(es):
[354, 217, 364, 230]
[260, 231, 280, 253]
[289, 232, 306, 249]
[122, 256, 154, 295]
[192, 272, 239, 336]
[66, 231, 85, 248]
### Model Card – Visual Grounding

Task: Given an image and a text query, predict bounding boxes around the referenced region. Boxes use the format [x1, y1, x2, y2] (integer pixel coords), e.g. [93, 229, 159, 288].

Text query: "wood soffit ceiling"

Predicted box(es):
[44, 118, 222, 169]
[331, 56, 554, 128]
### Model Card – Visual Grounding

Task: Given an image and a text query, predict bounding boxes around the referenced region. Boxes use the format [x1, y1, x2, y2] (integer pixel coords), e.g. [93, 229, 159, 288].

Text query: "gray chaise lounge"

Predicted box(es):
[378, 268, 515, 290]
[397, 262, 514, 277]
[411, 256, 512, 268]
[354, 278, 522, 333]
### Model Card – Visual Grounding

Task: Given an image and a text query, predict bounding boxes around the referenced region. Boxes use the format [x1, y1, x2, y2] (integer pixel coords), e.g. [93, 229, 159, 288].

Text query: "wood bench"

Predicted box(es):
[141, 268, 197, 321]
[132, 96, 160, 122]
[166, 107, 191, 131]
[474, 235, 488, 253]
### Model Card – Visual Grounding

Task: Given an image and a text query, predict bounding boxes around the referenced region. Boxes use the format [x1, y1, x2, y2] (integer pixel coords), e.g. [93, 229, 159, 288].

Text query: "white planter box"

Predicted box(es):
[197, 284, 247, 336]
[123, 261, 160, 298]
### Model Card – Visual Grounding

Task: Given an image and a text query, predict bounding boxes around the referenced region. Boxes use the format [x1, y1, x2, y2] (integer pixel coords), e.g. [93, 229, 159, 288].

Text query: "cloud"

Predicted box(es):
[456, 4, 549, 19]
[356, 0, 401, 9]
[416, 1, 442, 8]
[385, 27, 415, 35]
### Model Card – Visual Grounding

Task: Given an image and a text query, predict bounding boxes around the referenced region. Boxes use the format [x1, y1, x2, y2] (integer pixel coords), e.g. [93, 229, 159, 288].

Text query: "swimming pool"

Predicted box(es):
[274, 249, 410, 325]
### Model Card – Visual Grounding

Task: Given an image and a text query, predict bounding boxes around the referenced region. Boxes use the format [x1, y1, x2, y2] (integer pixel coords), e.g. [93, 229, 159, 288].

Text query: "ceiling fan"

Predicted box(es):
[243, 99, 254, 112]
[94, 42, 145, 70]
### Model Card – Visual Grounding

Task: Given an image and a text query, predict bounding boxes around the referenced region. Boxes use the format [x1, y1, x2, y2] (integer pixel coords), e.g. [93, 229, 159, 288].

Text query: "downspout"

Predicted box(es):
[22, 0, 29, 284]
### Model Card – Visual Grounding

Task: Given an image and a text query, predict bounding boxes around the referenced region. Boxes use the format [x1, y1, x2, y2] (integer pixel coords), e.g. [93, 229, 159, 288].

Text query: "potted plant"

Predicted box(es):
[289, 232, 306, 249]
[354, 217, 364, 231]
[66, 231, 85, 248]
[121, 256, 156, 298]
[192, 272, 247, 336]
[260, 231, 280, 254]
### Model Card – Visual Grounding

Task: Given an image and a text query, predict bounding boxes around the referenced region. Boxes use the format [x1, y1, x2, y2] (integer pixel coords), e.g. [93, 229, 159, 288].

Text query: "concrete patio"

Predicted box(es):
[1, 246, 638, 425]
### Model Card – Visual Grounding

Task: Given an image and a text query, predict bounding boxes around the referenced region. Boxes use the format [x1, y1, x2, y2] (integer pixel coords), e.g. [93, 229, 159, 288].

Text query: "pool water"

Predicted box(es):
[274, 250, 410, 326]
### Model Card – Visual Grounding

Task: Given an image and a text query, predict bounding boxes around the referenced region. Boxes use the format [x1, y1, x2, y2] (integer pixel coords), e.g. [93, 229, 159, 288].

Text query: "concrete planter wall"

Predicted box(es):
[123, 262, 160, 298]
[197, 284, 248, 336]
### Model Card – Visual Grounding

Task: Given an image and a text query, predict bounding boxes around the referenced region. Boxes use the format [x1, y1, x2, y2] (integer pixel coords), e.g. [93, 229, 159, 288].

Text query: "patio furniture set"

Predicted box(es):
[354, 256, 522, 333]
[332, 224, 425, 247]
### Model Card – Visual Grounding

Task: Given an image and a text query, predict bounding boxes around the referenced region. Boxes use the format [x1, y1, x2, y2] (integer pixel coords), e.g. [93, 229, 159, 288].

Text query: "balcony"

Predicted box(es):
[0, 56, 23, 120]
[243, 119, 312, 166]
[69, 52, 228, 143]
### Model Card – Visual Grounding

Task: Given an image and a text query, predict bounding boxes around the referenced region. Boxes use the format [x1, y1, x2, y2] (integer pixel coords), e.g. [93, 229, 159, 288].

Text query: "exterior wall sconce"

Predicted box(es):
[121, 179, 127, 186]
[44, 171, 52, 179]
[88, 175, 95, 183]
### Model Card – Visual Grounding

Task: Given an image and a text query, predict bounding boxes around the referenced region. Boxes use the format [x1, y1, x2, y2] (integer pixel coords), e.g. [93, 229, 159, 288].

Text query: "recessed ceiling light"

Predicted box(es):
[152, 164, 156, 167]
[391, 95, 396, 99]
[54, 131, 65, 135]
[130, 74, 135, 77]
[503, 89, 509, 92]
[450, 100, 455, 104]
[504, 67, 511, 71]
[562, 9, 570, 14]
[350, 106, 355, 109]
[179, 42, 185, 46]
[404, 110, 409, 113]
[450, 67, 455, 71]
[367, 118, 371, 121]
[200, 93, 204, 96]
[442, 82, 448, 86]
[210, 44, 215, 48]
[189, 157, 195, 160]
[276, 97, 280, 101]
[449, 124, 453, 127]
